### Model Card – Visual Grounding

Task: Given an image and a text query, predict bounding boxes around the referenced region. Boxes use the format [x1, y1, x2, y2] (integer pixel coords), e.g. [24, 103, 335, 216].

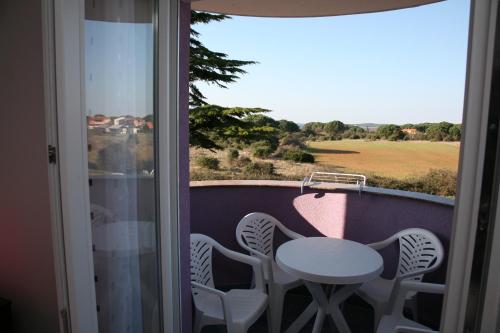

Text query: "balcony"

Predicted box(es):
[89, 176, 452, 332]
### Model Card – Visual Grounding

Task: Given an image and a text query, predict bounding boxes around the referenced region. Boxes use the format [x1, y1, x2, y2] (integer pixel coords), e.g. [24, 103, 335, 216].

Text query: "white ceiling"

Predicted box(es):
[191, 0, 443, 18]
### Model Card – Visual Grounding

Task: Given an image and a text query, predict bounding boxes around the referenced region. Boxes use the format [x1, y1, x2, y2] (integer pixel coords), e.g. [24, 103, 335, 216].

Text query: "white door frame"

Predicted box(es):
[441, 0, 498, 331]
[44, 0, 500, 331]
[158, 0, 182, 331]
[44, 0, 182, 332]
[42, 0, 72, 331]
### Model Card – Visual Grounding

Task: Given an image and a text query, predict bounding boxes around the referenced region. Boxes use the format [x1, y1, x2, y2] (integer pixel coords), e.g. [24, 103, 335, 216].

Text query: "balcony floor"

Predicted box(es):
[203, 287, 374, 333]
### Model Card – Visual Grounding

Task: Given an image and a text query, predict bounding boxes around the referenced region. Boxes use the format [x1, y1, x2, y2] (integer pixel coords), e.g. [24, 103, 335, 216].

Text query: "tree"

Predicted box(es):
[278, 119, 300, 133]
[342, 125, 366, 139]
[190, 11, 256, 107]
[244, 114, 280, 128]
[377, 124, 404, 140]
[189, 105, 277, 150]
[189, 11, 264, 149]
[324, 120, 347, 137]
[448, 124, 462, 141]
[425, 122, 453, 141]
[303, 122, 325, 135]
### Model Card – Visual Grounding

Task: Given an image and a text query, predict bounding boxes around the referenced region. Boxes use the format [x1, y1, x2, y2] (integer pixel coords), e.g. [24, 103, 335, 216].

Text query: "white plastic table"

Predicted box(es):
[276, 237, 383, 333]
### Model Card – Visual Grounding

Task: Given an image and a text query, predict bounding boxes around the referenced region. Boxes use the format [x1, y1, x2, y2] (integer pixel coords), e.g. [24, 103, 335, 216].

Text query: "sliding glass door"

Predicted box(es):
[52, 0, 179, 331]
[84, 1, 160, 333]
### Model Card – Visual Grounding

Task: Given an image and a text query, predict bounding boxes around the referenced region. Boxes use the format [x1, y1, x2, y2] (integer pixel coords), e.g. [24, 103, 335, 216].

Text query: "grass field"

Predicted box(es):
[307, 139, 460, 179]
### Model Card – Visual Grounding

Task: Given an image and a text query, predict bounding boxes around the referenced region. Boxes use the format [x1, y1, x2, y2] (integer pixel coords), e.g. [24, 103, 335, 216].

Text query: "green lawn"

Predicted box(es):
[307, 139, 460, 179]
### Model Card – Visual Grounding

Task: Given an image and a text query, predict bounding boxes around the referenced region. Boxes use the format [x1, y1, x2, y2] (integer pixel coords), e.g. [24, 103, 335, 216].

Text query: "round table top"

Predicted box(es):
[276, 237, 384, 284]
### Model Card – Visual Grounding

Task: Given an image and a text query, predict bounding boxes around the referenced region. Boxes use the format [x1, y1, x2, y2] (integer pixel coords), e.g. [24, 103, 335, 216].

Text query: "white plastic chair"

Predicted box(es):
[236, 212, 304, 333]
[357, 228, 444, 329]
[190, 233, 268, 333]
[376, 280, 445, 333]
[90, 204, 115, 225]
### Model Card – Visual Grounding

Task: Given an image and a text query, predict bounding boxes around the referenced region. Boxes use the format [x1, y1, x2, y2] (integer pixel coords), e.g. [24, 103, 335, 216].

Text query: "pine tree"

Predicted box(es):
[189, 11, 275, 150]
[190, 11, 257, 107]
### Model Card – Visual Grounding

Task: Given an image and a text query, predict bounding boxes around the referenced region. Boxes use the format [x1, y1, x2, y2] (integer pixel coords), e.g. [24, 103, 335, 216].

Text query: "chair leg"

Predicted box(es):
[226, 322, 246, 333]
[266, 306, 273, 332]
[373, 305, 383, 332]
[193, 310, 204, 333]
[269, 284, 286, 333]
[406, 297, 418, 321]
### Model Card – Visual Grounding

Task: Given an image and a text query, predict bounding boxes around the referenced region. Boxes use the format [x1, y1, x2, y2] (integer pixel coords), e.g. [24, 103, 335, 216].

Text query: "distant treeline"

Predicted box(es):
[241, 115, 462, 142]
[302, 121, 462, 142]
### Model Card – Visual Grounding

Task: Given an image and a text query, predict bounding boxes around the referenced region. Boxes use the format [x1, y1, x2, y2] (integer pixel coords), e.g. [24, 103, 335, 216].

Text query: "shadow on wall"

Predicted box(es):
[190, 185, 453, 327]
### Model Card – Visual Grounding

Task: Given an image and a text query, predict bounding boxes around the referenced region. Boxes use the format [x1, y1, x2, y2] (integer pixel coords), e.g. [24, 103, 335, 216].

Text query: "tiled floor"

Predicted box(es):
[202, 286, 374, 333]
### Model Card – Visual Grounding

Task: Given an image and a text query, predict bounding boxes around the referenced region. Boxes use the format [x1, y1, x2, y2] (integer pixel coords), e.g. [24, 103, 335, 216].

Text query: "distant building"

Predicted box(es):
[402, 128, 419, 135]
[105, 124, 137, 135]
[134, 118, 145, 127]
[113, 116, 127, 126]
[87, 114, 111, 128]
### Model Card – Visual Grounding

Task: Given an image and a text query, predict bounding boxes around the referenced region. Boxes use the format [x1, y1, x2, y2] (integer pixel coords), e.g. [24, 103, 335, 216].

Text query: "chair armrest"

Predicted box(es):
[280, 226, 305, 240]
[398, 263, 441, 281]
[215, 245, 266, 291]
[395, 326, 438, 333]
[236, 240, 271, 261]
[388, 281, 445, 317]
[367, 235, 396, 250]
[399, 280, 445, 294]
[191, 281, 226, 299]
[192, 282, 236, 322]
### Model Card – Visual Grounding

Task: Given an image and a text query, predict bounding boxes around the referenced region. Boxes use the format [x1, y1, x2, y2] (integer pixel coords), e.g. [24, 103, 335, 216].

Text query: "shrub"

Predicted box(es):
[282, 148, 315, 163]
[365, 133, 380, 141]
[253, 145, 274, 158]
[227, 149, 239, 162]
[195, 156, 219, 170]
[235, 156, 252, 167]
[251, 140, 276, 158]
[243, 162, 275, 176]
[367, 169, 457, 197]
[280, 133, 306, 148]
[418, 169, 457, 196]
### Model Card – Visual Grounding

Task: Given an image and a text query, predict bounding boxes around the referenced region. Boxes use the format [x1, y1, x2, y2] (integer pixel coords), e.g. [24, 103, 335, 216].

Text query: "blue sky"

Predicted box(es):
[195, 0, 470, 124]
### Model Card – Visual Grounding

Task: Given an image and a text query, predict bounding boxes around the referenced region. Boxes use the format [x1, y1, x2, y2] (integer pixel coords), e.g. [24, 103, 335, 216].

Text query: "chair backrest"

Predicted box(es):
[190, 234, 216, 294]
[236, 212, 285, 258]
[394, 228, 444, 280]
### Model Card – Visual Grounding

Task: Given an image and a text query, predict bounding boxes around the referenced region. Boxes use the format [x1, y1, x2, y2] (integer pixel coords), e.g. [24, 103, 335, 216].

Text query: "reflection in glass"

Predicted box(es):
[84, 1, 159, 332]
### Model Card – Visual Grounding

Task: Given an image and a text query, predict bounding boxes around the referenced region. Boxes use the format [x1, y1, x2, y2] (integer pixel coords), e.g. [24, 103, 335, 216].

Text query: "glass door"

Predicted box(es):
[52, 0, 179, 331]
[85, 1, 160, 332]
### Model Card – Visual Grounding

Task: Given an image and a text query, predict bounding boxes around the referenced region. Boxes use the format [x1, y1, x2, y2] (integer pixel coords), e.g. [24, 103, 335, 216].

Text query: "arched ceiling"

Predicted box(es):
[191, 0, 443, 18]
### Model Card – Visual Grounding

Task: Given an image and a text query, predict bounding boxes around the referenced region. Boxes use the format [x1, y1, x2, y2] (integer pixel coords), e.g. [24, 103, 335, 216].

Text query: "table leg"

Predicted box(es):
[305, 282, 330, 333]
[283, 282, 362, 333]
[327, 284, 362, 333]
[312, 308, 326, 333]
[284, 301, 317, 333]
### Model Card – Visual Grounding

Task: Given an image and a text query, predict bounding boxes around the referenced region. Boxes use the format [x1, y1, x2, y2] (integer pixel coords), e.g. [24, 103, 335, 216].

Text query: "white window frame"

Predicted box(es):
[44, 0, 182, 332]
